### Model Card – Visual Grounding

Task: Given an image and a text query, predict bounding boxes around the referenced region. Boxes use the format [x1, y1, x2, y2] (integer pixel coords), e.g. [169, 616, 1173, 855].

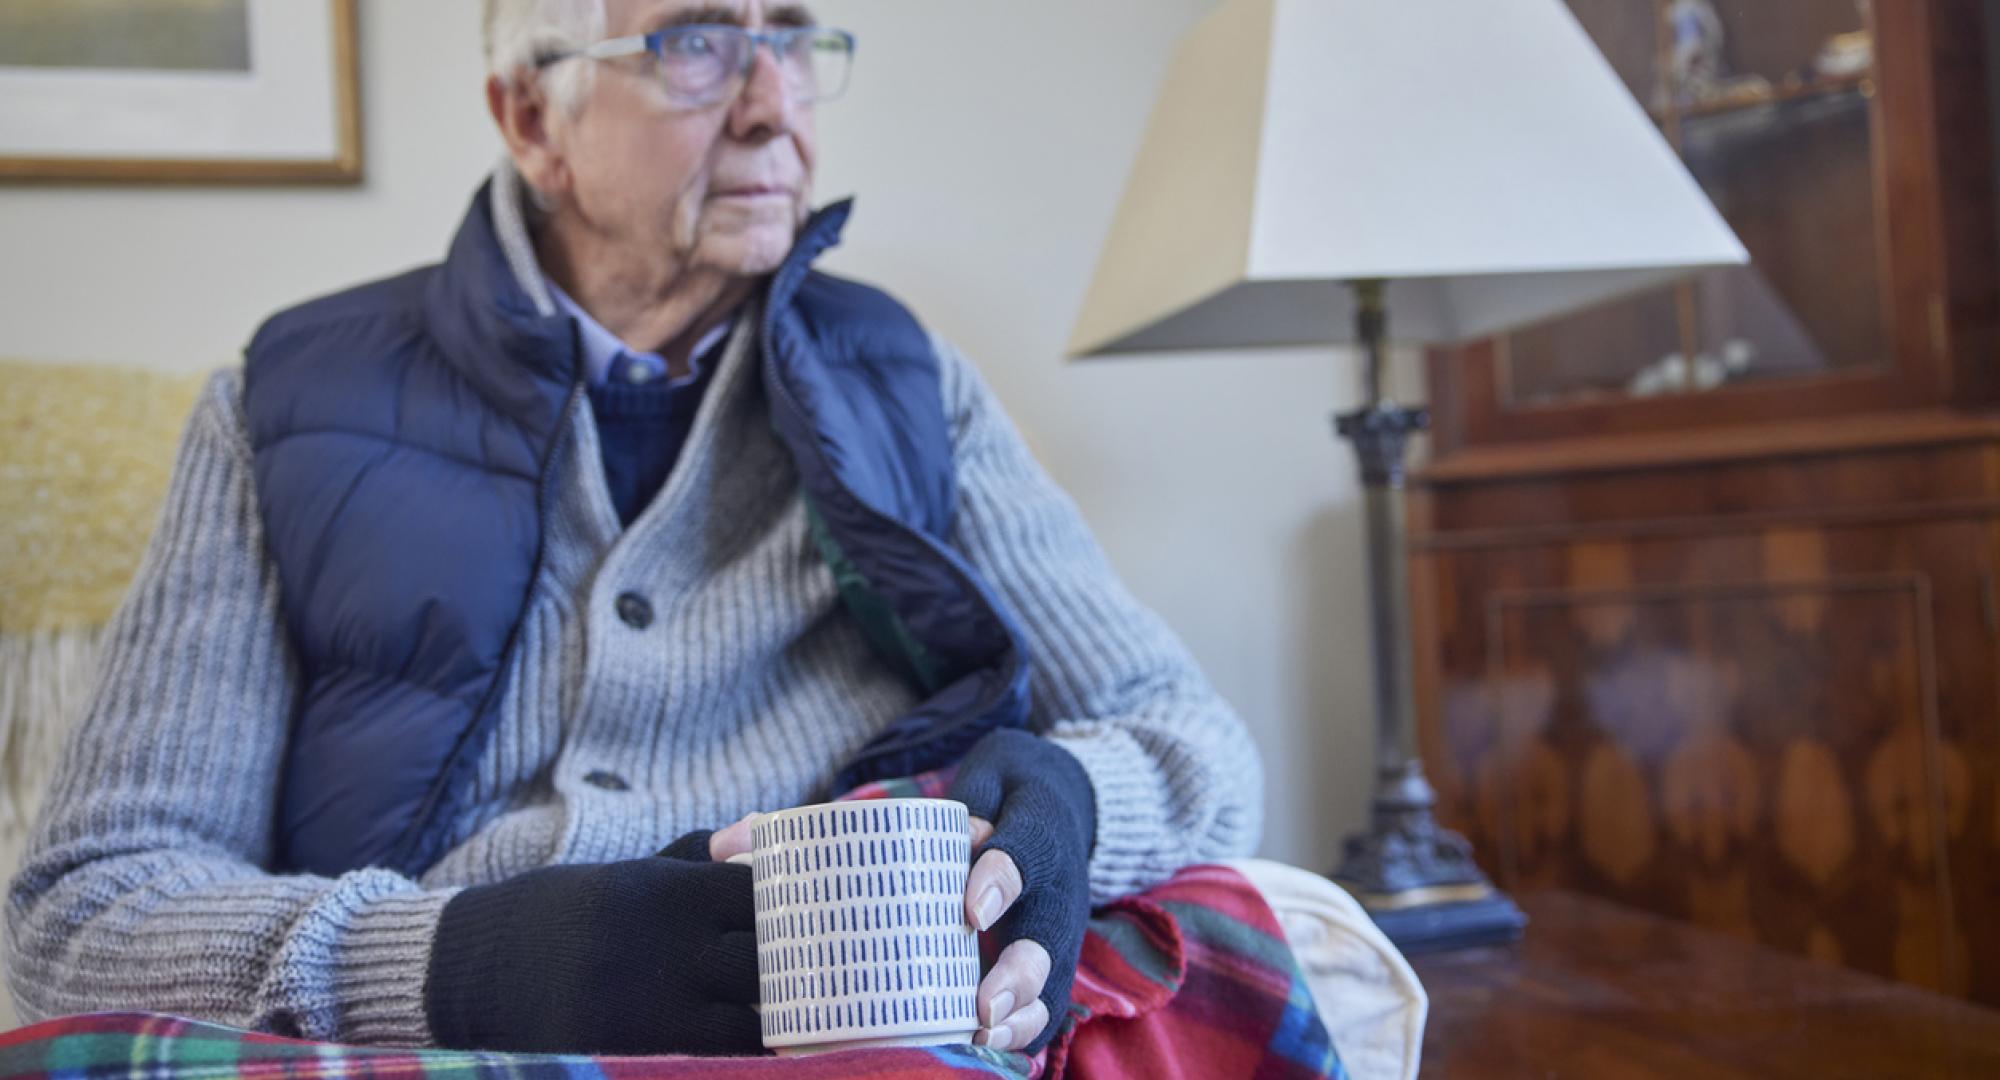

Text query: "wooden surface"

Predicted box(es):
[1414, 407, 2000, 485]
[1412, 892, 2000, 1078]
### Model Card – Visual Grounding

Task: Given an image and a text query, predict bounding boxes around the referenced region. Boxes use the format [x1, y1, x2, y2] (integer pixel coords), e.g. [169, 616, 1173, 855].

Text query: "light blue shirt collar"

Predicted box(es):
[545, 277, 731, 388]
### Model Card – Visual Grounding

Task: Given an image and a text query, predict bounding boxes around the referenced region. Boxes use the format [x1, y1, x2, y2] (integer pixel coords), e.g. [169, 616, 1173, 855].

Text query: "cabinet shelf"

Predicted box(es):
[1651, 70, 1873, 125]
[1676, 78, 1873, 158]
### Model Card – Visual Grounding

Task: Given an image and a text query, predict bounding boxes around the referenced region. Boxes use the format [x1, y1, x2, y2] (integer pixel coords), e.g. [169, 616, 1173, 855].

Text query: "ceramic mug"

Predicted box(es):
[738, 798, 981, 1054]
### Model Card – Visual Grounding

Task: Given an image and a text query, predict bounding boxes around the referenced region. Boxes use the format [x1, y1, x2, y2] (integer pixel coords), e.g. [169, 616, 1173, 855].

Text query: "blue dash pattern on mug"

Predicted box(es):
[749, 798, 980, 1050]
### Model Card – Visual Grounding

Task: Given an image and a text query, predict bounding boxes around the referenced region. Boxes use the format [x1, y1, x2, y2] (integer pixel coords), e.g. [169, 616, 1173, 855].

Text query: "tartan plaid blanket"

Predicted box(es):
[845, 772, 1345, 1079]
[0, 1014, 1025, 1079]
[1, 776, 1344, 1080]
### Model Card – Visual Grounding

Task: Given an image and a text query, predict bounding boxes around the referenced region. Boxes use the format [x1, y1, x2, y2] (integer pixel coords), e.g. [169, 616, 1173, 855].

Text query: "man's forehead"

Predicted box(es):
[611, 0, 818, 33]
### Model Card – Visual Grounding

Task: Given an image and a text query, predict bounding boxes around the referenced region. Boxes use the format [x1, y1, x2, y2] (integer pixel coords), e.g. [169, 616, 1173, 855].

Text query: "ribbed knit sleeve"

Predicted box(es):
[4, 370, 453, 1045]
[933, 336, 1264, 905]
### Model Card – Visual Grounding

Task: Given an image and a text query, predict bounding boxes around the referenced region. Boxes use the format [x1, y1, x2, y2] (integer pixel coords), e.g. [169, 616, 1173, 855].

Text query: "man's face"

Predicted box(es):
[557, 0, 818, 278]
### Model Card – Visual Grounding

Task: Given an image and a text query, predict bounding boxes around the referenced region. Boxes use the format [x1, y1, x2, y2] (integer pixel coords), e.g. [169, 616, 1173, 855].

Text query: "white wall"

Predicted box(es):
[0, 1, 1409, 874]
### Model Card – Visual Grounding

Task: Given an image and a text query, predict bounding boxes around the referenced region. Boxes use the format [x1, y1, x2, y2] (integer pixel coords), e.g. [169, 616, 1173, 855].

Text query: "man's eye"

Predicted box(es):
[666, 33, 716, 58]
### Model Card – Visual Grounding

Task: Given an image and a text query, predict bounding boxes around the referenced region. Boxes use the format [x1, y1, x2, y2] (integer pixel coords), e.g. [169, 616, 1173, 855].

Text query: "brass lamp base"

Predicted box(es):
[1332, 759, 1526, 953]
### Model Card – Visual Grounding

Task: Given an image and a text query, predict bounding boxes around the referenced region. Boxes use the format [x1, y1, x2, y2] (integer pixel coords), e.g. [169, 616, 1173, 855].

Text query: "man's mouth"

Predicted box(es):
[712, 185, 790, 199]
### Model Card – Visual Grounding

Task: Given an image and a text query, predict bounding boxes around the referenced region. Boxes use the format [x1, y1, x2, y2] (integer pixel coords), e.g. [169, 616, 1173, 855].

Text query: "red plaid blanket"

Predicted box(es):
[846, 775, 1345, 1079]
[1, 776, 1344, 1080]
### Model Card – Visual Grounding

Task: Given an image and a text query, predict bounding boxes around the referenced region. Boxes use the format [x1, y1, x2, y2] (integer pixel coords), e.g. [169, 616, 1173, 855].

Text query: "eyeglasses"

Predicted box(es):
[536, 24, 856, 110]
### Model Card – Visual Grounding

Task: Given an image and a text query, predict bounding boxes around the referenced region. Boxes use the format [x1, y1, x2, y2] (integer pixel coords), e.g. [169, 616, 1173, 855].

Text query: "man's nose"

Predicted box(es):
[727, 39, 795, 140]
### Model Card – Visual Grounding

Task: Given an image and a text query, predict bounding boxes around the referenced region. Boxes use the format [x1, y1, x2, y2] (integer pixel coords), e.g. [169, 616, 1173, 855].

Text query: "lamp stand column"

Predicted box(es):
[1329, 279, 1526, 953]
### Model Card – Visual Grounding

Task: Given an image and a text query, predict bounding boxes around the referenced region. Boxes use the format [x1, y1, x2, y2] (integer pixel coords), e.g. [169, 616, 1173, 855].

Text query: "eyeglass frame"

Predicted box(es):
[533, 24, 857, 108]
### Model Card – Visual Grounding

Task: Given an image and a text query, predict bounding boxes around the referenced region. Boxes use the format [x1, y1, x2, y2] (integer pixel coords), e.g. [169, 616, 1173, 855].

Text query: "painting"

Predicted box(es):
[0, 0, 359, 183]
[0, 1, 253, 73]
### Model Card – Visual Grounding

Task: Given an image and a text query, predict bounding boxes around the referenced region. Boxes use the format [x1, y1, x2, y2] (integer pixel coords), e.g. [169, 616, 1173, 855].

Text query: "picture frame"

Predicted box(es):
[0, 0, 361, 184]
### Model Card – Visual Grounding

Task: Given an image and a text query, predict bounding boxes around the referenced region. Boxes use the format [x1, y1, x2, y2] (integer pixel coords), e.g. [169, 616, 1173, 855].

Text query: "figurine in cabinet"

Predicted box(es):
[1659, 0, 1773, 112]
[1662, 0, 1727, 107]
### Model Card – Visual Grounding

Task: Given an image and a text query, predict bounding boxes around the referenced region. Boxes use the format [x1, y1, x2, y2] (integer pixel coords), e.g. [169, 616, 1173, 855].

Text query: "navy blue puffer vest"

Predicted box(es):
[243, 182, 1030, 878]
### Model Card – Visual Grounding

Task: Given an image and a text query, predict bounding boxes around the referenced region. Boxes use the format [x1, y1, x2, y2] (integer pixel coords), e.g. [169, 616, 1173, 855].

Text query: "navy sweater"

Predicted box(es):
[586, 358, 721, 527]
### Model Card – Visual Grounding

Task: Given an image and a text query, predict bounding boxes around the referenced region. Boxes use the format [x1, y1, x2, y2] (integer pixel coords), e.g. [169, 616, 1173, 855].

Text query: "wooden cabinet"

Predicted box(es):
[1411, 0, 2000, 1003]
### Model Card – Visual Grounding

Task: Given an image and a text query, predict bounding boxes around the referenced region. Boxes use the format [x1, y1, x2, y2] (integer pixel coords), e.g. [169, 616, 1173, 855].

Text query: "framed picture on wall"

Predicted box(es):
[0, 0, 360, 183]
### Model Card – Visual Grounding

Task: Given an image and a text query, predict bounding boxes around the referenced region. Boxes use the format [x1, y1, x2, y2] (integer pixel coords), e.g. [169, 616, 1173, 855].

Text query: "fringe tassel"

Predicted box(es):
[0, 627, 104, 867]
[0, 628, 101, 1029]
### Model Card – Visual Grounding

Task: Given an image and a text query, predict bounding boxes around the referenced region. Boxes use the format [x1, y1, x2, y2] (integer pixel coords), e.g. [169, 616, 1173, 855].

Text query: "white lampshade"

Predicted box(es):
[1069, 0, 1749, 357]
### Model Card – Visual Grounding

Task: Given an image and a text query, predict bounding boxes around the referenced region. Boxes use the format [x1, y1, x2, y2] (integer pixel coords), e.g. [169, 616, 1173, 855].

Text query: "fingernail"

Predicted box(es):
[973, 885, 1005, 931]
[988, 989, 1015, 1025]
[985, 1023, 1012, 1050]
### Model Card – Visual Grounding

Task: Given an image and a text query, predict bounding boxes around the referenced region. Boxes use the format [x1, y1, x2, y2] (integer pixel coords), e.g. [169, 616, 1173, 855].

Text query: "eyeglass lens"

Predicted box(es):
[655, 27, 851, 107]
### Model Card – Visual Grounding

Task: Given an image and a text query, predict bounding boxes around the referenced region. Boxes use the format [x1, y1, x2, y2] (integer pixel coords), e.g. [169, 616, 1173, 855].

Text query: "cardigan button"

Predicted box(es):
[583, 770, 631, 792]
[615, 592, 654, 629]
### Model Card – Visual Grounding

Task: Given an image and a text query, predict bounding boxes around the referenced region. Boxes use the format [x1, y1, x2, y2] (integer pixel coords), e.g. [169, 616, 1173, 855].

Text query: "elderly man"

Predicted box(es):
[5, 0, 1260, 1058]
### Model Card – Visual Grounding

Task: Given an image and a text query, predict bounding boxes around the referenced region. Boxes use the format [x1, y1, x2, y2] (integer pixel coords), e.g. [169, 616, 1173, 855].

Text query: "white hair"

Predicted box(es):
[482, 0, 607, 114]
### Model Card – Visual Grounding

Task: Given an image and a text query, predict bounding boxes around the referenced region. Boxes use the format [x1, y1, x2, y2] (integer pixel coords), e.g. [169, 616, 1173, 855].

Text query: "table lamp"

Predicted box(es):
[1069, 0, 1748, 951]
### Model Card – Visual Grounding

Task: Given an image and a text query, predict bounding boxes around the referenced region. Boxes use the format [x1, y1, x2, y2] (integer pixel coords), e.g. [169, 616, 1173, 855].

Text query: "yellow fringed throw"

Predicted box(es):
[1, 359, 209, 634]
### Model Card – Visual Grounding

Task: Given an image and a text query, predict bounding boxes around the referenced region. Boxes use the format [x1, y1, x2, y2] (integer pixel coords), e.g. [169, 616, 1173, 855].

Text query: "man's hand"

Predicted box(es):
[424, 830, 760, 1056]
[709, 732, 1097, 1055]
[949, 729, 1097, 1054]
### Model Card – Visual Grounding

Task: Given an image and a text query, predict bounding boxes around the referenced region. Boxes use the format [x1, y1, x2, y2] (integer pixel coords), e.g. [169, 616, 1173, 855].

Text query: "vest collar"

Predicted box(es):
[423, 164, 579, 432]
[768, 197, 854, 315]
[488, 159, 559, 317]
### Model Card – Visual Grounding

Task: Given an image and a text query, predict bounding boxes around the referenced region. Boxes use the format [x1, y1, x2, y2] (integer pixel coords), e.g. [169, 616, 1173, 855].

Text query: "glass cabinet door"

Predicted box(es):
[1504, 0, 1885, 407]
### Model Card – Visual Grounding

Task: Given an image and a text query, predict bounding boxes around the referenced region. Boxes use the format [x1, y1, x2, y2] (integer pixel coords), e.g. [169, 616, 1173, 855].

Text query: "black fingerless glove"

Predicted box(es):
[424, 830, 760, 1056]
[948, 728, 1097, 1054]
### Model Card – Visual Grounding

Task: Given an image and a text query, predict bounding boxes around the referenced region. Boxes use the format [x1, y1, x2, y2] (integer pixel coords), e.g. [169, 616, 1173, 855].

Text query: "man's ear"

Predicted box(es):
[487, 72, 570, 198]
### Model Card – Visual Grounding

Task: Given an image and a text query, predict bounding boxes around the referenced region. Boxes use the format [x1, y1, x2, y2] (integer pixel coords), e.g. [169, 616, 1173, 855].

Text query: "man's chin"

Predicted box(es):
[699, 228, 798, 278]
[695, 191, 798, 254]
